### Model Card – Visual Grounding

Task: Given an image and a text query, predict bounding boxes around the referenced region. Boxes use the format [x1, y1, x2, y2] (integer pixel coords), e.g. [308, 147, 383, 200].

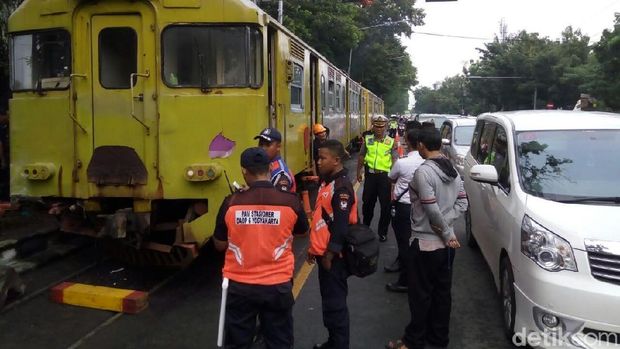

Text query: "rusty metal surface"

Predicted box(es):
[86, 146, 147, 186]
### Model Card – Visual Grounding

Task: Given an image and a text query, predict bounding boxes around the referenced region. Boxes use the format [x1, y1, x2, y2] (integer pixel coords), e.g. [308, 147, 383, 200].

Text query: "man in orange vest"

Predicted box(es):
[213, 147, 309, 348]
[308, 140, 358, 349]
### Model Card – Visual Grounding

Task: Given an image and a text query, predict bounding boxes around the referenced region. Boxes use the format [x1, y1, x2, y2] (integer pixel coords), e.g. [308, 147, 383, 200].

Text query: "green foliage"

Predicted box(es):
[415, 23, 620, 114]
[1, 0, 24, 75]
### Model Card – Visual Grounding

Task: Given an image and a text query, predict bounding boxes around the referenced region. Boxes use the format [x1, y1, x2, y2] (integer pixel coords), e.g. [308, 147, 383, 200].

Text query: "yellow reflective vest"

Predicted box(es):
[364, 134, 394, 172]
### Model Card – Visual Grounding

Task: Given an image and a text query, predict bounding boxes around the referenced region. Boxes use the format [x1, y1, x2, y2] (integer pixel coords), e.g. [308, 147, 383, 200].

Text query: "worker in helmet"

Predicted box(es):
[312, 123, 329, 176]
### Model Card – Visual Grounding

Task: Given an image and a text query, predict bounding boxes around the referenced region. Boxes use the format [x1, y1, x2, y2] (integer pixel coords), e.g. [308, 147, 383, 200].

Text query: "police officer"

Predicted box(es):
[255, 128, 297, 193]
[356, 115, 398, 242]
[308, 140, 358, 349]
[213, 147, 309, 349]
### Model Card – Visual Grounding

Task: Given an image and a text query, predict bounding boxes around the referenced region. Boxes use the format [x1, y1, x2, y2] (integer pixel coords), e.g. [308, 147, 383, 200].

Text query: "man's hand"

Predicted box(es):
[447, 238, 461, 249]
[306, 252, 316, 265]
[321, 251, 335, 271]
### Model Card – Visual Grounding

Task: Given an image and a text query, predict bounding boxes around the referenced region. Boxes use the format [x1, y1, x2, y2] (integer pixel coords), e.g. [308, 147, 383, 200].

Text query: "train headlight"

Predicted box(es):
[22, 163, 55, 180]
[184, 164, 223, 182]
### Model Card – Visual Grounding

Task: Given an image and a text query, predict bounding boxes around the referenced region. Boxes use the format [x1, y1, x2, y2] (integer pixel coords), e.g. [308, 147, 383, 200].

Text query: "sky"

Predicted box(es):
[404, 0, 620, 93]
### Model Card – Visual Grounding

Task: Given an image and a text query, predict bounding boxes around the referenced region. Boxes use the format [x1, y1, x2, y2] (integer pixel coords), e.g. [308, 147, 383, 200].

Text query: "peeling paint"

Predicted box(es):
[209, 133, 236, 159]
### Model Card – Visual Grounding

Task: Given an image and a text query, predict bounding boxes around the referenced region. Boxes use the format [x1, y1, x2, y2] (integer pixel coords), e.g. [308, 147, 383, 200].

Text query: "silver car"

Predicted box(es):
[439, 117, 476, 177]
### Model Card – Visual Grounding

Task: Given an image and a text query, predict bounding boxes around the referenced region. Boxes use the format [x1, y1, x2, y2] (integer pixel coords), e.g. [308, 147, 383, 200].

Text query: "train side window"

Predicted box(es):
[328, 81, 334, 110]
[290, 63, 303, 111]
[99, 27, 137, 89]
[320, 75, 326, 111]
[10, 30, 71, 91]
[335, 84, 341, 112]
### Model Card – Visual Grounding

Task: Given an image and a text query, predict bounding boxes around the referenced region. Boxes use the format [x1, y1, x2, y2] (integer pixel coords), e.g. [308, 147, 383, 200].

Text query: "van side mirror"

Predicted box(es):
[469, 164, 498, 184]
[442, 138, 451, 145]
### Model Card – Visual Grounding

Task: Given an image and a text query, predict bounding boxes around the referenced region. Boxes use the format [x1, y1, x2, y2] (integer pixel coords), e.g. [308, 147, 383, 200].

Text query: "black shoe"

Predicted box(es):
[313, 341, 334, 349]
[385, 282, 408, 293]
[379, 234, 387, 242]
[384, 260, 401, 273]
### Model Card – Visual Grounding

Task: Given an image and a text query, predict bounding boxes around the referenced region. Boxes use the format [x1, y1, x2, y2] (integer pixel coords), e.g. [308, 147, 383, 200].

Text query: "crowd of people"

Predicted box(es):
[213, 116, 468, 349]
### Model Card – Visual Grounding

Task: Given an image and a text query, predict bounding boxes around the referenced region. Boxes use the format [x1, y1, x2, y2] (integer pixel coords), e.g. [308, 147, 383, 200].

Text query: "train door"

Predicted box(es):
[276, 35, 312, 173]
[88, 13, 156, 189]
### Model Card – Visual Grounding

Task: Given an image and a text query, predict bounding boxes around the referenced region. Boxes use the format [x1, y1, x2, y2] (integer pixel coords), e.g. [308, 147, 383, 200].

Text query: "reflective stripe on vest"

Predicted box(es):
[364, 134, 394, 172]
[270, 157, 297, 193]
[223, 204, 298, 285]
[308, 181, 358, 256]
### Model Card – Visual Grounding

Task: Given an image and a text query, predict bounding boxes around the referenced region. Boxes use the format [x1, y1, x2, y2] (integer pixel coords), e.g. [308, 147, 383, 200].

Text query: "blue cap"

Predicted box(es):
[254, 127, 282, 143]
[240, 147, 270, 168]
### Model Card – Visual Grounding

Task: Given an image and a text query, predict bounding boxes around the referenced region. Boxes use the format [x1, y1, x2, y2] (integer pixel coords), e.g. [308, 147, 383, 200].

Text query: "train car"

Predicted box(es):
[8, 0, 383, 266]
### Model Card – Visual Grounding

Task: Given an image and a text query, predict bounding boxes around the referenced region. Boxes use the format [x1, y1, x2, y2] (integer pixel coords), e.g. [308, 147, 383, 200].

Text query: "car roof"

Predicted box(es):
[443, 117, 476, 127]
[478, 110, 620, 131]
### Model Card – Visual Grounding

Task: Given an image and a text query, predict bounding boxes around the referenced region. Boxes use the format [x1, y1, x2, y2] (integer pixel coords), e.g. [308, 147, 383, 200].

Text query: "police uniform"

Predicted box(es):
[309, 168, 358, 349]
[359, 116, 396, 241]
[213, 148, 309, 349]
[254, 128, 297, 193]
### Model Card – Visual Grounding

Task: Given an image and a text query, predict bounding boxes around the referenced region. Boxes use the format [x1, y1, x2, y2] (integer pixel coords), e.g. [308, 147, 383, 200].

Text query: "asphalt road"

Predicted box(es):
[0, 158, 517, 349]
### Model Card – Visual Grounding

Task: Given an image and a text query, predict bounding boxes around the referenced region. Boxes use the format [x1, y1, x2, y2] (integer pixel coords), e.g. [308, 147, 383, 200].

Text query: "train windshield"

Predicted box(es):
[163, 25, 262, 88]
[10, 30, 71, 91]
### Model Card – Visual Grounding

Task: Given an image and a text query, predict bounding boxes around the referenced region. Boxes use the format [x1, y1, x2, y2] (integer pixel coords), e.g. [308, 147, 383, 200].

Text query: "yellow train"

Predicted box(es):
[8, 0, 384, 265]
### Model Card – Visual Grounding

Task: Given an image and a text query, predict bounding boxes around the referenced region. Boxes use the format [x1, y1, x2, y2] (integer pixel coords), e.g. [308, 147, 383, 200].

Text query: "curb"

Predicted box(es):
[50, 282, 148, 314]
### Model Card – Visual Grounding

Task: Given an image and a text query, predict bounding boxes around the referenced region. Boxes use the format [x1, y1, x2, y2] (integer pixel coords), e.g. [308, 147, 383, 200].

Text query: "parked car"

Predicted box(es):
[439, 117, 476, 177]
[463, 110, 620, 348]
[415, 113, 461, 131]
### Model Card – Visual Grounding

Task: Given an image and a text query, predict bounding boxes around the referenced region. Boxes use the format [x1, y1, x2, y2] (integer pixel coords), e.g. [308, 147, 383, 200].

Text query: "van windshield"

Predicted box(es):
[516, 130, 620, 202]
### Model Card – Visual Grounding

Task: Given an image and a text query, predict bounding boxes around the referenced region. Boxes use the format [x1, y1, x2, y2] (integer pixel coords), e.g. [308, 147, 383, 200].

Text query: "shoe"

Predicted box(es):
[313, 341, 334, 349]
[385, 282, 408, 293]
[384, 259, 401, 273]
[379, 234, 387, 242]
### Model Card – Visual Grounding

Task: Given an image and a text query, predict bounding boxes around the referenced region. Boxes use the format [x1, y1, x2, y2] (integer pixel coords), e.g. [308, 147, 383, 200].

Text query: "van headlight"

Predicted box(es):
[521, 215, 577, 272]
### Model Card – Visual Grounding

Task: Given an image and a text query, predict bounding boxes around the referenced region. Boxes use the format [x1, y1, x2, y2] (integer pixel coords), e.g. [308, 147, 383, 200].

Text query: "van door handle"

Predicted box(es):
[288, 124, 294, 128]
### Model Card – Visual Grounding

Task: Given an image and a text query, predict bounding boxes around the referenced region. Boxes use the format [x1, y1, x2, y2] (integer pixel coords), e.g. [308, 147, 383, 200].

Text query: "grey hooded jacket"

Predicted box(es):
[408, 157, 468, 243]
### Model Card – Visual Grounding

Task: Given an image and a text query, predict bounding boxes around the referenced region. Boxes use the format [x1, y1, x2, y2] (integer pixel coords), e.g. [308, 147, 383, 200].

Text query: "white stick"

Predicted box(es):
[217, 277, 229, 348]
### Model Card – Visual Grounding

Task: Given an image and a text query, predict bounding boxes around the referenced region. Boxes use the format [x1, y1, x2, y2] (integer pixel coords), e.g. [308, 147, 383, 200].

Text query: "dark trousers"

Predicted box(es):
[317, 255, 350, 349]
[403, 239, 455, 349]
[225, 281, 294, 349]
[362, 170, 391, 236]
[390, 202, 412, 286]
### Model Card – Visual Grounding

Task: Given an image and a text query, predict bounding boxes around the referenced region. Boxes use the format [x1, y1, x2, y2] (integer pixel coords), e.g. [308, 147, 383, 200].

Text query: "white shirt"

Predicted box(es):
[388, 151, 424, 204]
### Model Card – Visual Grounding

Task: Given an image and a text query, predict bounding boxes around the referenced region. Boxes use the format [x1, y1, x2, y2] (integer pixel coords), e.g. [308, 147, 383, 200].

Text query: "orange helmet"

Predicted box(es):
[313, 124, 327, 135]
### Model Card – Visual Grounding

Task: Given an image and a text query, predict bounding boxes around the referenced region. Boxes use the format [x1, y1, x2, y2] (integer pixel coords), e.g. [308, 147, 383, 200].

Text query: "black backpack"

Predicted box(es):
[343, 224, 380, 278]
[322, 208, 380, 278]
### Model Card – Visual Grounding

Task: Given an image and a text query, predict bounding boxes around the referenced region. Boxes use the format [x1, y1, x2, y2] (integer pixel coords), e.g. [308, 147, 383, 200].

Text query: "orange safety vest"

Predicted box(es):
[223, 203, 298, 285]
[308, 179, 358, 256]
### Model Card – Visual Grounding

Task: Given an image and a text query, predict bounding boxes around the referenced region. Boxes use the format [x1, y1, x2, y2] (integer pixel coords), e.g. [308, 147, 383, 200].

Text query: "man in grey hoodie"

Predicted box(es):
[386, 127, 468, 349]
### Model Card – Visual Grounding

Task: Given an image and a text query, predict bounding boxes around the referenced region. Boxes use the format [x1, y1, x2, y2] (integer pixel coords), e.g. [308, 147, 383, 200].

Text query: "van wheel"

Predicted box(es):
[500, 257, 516, 340]
[465, 209, 478, 248]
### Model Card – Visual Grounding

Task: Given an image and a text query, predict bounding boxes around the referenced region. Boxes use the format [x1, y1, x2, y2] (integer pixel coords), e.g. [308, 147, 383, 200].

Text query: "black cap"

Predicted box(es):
[240, 147, 270, 168]
[254, 127, 282, 143]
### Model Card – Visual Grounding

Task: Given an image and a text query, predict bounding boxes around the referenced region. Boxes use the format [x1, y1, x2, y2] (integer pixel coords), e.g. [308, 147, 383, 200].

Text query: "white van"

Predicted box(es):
[463, 110, 620, 348]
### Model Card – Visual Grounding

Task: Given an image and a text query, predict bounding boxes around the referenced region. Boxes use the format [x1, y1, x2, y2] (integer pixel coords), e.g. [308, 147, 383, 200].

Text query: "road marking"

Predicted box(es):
[292, 180, 360, 300]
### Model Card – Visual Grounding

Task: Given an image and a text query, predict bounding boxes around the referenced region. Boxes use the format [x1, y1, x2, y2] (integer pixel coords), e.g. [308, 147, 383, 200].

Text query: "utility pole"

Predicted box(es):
[278, 0, 283, 23]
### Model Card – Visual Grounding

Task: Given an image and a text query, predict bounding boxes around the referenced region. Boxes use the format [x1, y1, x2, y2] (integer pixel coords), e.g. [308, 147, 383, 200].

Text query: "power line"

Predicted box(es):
[412, 30, 492, 40]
